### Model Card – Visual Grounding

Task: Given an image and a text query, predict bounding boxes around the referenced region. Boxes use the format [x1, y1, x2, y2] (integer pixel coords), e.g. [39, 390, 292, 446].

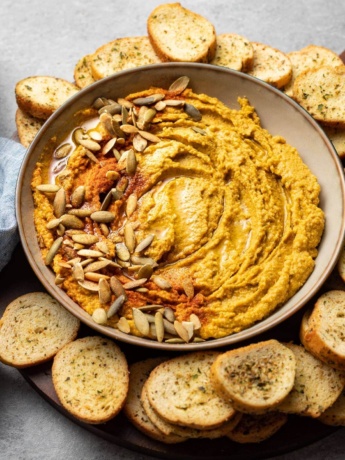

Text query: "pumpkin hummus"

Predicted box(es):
[31, 83, 325, 341]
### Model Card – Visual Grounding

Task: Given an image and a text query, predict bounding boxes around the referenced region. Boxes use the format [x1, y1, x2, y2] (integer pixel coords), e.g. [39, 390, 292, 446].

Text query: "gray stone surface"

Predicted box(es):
[1, 0, 345, 458]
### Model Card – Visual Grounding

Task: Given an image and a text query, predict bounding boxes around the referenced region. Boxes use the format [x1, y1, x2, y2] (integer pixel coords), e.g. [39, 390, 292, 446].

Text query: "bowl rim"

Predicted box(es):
[16, 62, 345, 351]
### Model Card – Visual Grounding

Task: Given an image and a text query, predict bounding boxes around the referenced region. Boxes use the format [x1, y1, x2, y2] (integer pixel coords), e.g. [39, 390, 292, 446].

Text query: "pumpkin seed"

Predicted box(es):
[120, 124, 138, 134]
[89, 130, 103, 141]
[133, 94, 165, 106]
[110, 118, 125, 138]
[71, 233, 98, 245]
[84, 148, 100, 164]
[72, 262, 84, 282]
[135, 234, 154, 253]
[137, 263, 153, 280]
[138, 304, 164, 312]
[78, 279, 99, 292]
[99, 112, 117, 137]
[99, 278, 112, 304]
[84, 259, 111, 273]
[96, 241, 109, 254]
[45, 236, 63, 265]
[67, 209, 93, 218]
[112, 189, 123, 201]
[132, 308, 150, 336]
[152, 275, 172, 290]
[90, 210, 115, 223]
[93, 97, 109, 109]
[118, 98, 134, 109]
[98, 102, 121, 115]
[55, 275, 65, 285]
[182, 321, 194, 340]
[174, 320, 190, 342]
[36, 184, 60, 193]
[102, 138, 116, 155]
[184, 103, 202, 121]
[80, 258, 93, 267]
[168, 76, 190, 94]
[52, 160, 67, 175]
[189, 313, 201, 330]
[164, 99, 185, 107]
[110, 276, 127, 298]
[54, 143, 72, 159]
[193, 337, 205, 343]
[100, 223, 110, 236]
[126, 149, 137, 176]
[138, 130, 160, 143]
[92, 308, 108, 325]
[122, 278, 147, 289]
[53, 187, 66, 218]
[105, 170, 120, 181]
[77, 249, 104, 258]
[85, 272, 110, 282]
[131, 255, 157, 266]
[79, 138, 101, 151]
[132, 134, 147, 152]
[126, 194, 137, 217]
[100, 189, 114, 211]
[113, 148, 121, 160]
[46, 218, 61, 230]
[124, 223, 136, 253]
[70, 186, 85, 208]
[155, 311, 165, 343]
[116, 242, 130, 261]
[163, 306, 175, 323]
[163, 318, 177, 335]
[191, 126, 207, 136]
[60, 214, 84, 229]
[121, 105, 129, 125]
[155, 100, 166, 111]
[164, 338, 184, 344]
[107, 294, 125, 318]
[117, 316, 130, 334]
[182, 278, 194, 298]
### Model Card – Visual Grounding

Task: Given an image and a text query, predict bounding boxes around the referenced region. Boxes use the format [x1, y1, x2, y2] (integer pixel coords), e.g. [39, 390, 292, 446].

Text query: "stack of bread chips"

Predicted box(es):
[14, 2, 345, 158]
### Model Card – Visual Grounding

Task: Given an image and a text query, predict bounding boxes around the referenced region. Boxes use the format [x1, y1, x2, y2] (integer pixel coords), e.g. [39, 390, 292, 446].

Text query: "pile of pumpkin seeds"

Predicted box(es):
[35, 76, 205, 344]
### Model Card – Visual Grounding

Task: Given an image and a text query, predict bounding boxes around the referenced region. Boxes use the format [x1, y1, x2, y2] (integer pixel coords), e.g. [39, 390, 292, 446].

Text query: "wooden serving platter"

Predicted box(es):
[0, 242, 343, 460]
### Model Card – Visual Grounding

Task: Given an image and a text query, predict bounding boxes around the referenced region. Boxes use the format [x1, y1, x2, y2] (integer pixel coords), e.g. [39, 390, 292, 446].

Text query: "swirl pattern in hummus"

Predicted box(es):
[32, 85, 325, 341]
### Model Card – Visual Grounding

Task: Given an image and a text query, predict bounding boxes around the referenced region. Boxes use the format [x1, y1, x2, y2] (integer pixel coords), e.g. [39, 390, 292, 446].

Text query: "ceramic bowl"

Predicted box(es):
[16, 63, 345, 350]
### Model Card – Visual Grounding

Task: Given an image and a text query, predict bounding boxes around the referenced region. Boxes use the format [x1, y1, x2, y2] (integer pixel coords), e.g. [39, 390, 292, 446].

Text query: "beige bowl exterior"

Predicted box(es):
[16, 63, 345, 350]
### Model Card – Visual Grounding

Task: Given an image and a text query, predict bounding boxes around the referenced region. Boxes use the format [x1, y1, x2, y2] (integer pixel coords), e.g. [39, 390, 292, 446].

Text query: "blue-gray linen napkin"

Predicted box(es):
[0, 137, 26, 272]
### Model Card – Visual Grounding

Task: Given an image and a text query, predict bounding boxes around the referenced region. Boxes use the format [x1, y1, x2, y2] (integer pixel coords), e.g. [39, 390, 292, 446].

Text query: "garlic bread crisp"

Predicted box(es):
[211, 33, 254, 71]
[90, 36, 161, 80]
[278, 343, 345, 418]
[0, 292, 80, 368]
[318, 390, 345, 426]
[15, 76, 79, 119]
[147, 2, 217, 63]
[300, 290, 345, 370]
[293, 65, 345, 127]
[246, 42, 292, 88]
[284, 44, 343, 97]
[226, 412, 288, 443]
[15, 108, 44, 148]
[123, 357, 187, 444]
[74, 54, 96, 88]
[52, 336, 128, 424]
[210, 340, 296, 414]
[145, 351, 236, 430]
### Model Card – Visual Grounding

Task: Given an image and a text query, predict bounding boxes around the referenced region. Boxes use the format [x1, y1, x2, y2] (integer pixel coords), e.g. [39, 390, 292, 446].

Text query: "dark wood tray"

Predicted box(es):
[1, 243, 343, 460]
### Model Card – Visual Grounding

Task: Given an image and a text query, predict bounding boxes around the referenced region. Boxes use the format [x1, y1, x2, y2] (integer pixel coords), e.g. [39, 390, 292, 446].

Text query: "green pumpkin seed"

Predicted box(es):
[152, 275, 172, 290]
[84, 259, 111, 273]
[168, 76, 190, 94]
[138, 130, 160, 143]
[126, 149, 137, 176]
[92, 308, 108, 324]
[132, 308, 150, 336]
[124, 223, 136, 253]
[70, 185, 85, 208]
[122, 278, 147, 289]
[126, 194, 137, 217]
[116, 242, 130, 261]
[174, 320, 190, 343]
[93, 97, 109, 110]
[135, 234, 154, 253]
[98, 102, 121, 115]
[132, 134, 147, 152]
[46, 218, 61, 230]
[77, 249, 104, 258]
[184, 103, 202, 121]
[71, 233, 98, 245]
[133, 94, 164, 106]
[110, 276, 127, 298]
[45, 236, 63, 265]
[72, 262, 84, 282]
[90, 210, 115, 223]
[155, 311, 165, 342]
[67, 208, 93, 218]
[78, 279, 99, 292]
[54, 143, 72, 159]
[36, 184, 60, 193]
[107, 294, 125, 318]
[84, 148, 100, 164]
[98, 278, 112, 304]
[137, 263, 153, 280]
[117, 316, 130, 334]
[60, 214, 84, 229]
[189, 313, 201, 330]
